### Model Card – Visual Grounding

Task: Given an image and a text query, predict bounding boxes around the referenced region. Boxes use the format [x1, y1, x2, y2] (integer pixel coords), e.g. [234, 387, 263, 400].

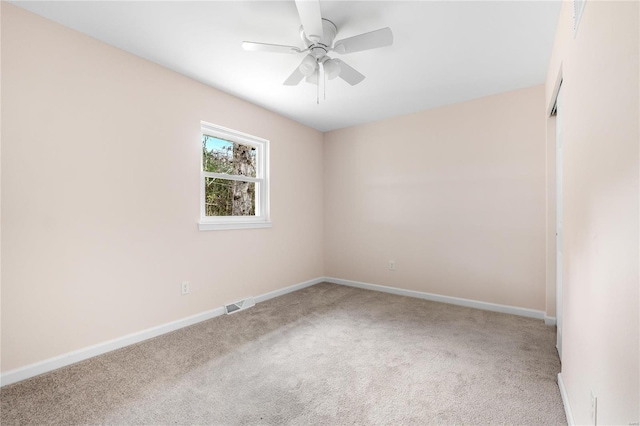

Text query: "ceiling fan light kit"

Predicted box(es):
[322, 57, 340, 80]
[242, 0, 393, 101]
[299, 54, 318, 77]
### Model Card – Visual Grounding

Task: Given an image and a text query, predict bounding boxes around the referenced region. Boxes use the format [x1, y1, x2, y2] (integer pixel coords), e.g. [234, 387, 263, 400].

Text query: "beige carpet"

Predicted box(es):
[1, 283, 566, 425]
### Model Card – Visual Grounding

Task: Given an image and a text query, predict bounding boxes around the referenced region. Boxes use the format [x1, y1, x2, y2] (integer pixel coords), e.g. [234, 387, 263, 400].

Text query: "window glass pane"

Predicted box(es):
[204, 177, 256, 216]
[202, 135, 256, 178]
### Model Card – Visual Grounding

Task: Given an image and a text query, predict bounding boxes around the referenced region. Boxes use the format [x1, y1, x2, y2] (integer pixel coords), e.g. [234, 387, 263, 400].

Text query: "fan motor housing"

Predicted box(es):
[301, 18, 337, 57]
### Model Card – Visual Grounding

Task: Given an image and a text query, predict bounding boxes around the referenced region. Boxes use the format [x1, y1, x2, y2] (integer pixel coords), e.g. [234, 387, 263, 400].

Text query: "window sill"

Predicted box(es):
[198, 221, 272, 231]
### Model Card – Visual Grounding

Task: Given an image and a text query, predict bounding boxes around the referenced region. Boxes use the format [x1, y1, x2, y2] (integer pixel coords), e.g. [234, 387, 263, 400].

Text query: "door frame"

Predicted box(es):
[554, 83, 563, 361]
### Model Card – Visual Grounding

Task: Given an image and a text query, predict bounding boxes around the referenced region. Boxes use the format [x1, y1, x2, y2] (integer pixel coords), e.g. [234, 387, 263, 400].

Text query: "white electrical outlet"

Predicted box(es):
[590, 390, 597, 425]
[181, 281, 190, 295]
[388, 260, 396, 271]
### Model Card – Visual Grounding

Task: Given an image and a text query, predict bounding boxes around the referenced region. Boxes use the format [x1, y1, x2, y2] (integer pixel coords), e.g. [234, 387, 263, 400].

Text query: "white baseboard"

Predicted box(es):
[0, 276, 325, 387]
[325, 277, 546, 320]
[254, 277, 324, 303]
[0, 307, 224, 387]
[545, 316, 557, 326]
[558, 373, 574, 425]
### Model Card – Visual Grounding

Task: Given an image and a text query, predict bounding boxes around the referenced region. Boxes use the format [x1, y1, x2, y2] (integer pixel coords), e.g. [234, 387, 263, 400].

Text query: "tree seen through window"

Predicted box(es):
[202, 135, 257, 216]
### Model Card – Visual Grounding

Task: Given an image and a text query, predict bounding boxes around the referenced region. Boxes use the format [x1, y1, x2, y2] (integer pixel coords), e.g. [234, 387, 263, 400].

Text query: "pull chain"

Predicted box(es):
[318, 63, 322, 104]
[324, 68, 326, 101]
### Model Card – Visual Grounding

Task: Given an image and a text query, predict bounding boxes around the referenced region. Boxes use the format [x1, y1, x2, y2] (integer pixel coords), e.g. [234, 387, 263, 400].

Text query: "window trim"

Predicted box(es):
[199, 122, 271, 231]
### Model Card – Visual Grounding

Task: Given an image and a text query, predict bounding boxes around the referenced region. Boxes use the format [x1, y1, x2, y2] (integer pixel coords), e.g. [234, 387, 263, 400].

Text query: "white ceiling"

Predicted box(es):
[12, 1, 561, 132]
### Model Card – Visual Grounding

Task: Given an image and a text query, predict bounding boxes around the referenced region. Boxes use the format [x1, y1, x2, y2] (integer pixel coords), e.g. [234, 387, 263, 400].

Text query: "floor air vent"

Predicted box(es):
[224, 297, 255, 315]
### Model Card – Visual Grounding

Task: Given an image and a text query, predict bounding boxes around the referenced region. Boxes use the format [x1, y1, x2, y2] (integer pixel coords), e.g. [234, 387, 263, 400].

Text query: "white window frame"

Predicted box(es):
[199, 122, 271, 231]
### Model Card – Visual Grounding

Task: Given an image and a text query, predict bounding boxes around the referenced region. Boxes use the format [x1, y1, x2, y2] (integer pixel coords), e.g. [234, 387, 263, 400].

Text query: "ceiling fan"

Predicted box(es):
[242, 0, 393, 88]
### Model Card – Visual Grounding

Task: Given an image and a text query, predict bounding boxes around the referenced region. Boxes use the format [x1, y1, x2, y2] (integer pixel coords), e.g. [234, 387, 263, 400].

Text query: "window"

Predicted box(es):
[199, 122, 270, 230]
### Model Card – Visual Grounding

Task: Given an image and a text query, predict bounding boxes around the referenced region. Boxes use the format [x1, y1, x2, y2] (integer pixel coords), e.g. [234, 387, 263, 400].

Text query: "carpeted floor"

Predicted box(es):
[1, 283, 566, 425]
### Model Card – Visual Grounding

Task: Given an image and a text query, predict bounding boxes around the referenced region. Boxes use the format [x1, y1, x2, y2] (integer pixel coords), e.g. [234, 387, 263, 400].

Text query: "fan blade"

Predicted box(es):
[333, 59, 365, 86]
[295, 0, 323, 42]
[242, 41, 302, 54]
[284, 67, 305, 86]
[333, 27, 393, 54]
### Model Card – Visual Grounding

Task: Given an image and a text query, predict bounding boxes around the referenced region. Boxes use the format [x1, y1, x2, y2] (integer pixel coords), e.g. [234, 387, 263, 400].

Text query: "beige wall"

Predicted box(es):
[546, 1, 639, 424]
[1, 4, 324, 372]
[0, 0, 3, 373]
[324, 86, 547, 311]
